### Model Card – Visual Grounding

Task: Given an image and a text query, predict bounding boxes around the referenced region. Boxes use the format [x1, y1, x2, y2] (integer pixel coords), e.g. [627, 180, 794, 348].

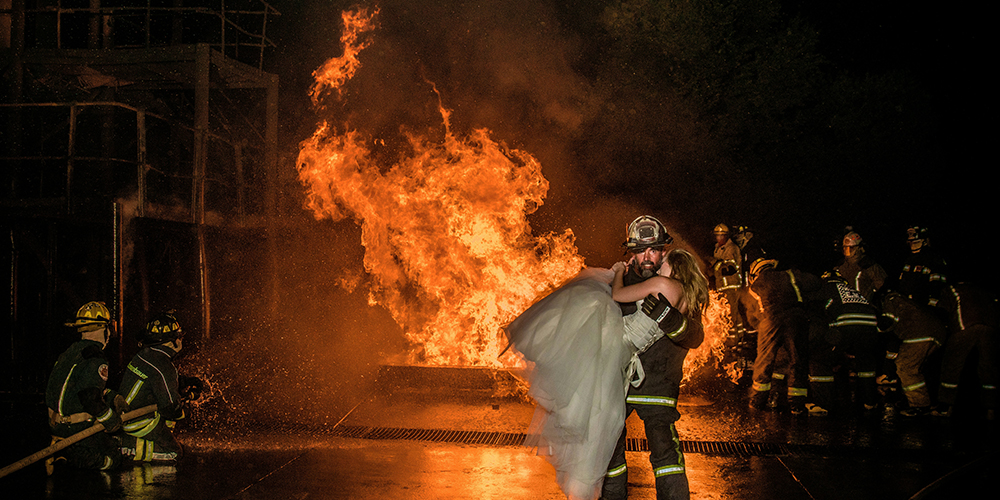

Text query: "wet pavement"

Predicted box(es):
[2, 365, 997, 499]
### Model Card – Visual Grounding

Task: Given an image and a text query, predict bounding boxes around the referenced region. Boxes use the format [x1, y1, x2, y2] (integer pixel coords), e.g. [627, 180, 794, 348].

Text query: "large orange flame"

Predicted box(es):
[297, 7, 584, 366]
[296, 7, 737, 380]
[687, 290, 735, 383]
[309, 8, 380, 105]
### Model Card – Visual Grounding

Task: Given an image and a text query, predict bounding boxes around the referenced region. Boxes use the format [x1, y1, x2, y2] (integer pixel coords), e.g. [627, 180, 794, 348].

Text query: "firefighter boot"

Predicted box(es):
[749, 391, 769, 411]
[789, 396, 808, 416]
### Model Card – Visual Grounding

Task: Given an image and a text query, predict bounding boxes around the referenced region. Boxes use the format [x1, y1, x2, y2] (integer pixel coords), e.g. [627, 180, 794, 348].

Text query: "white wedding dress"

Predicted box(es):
[505, 269, 632, 500]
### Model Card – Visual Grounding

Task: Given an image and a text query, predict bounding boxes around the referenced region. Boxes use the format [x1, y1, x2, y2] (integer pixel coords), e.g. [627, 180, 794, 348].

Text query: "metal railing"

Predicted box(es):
[14, 0, 280, 70]
[1, 101, 264, 224]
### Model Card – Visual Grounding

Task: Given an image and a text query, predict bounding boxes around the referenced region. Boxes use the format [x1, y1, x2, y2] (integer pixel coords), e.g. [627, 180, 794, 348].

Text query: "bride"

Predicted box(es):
[505, 248, 707, 499]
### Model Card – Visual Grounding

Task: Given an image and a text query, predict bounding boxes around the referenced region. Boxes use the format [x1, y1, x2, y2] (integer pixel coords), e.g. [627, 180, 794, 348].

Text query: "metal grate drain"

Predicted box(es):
[333, 426, 527, 447]
[683, 440, 788, 457]
[328, 425, 789, 457]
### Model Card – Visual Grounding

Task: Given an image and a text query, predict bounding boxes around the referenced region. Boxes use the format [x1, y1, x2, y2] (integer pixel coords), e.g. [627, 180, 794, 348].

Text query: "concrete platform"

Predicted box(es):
[2, 366, 997, 499]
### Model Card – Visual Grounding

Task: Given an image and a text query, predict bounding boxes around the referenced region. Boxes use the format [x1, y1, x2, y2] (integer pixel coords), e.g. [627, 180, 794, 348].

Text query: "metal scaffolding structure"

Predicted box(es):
[1, 0, 281, 394]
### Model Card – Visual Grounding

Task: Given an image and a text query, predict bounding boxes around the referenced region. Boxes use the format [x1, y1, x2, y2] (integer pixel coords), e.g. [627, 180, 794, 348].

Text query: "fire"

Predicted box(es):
[685, 291, 735, 382]
[297, 7, 584, 367]
[296, 7, 737, 377]
[309, 7, 380, 105]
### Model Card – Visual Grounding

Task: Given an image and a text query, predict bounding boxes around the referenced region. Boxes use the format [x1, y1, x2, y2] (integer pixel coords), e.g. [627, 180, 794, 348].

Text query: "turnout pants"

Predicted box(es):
[753, 309, 810, 401]
[896, 339, 938, 408]
[938, 324, 998, 408]
[602, 402, 688, 500]
[122, 414, 183, 463]
[809, 325, 879, 409]
[49, 424, 122, 471]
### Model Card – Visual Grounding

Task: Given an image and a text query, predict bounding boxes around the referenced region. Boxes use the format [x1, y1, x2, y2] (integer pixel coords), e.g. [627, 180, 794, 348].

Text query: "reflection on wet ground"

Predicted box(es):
[2, 368, 997, 499]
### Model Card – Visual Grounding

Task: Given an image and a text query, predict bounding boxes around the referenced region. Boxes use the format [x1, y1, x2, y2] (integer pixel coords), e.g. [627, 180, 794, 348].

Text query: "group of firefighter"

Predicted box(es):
[711, 224, 997, 419]
[44, 302, 201, 472]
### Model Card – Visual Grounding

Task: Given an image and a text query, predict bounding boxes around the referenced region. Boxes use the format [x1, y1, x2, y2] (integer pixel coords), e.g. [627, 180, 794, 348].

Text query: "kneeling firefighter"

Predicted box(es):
[118, 311, 197, 463]
[45, 301, 128, 471]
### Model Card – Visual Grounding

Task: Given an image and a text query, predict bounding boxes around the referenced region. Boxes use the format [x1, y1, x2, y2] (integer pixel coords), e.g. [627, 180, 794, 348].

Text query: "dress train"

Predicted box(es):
[505, 271, 631, 499]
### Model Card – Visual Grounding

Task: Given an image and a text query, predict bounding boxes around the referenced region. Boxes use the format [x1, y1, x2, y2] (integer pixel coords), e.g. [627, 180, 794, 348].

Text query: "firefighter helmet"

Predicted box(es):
[843, 232, 863, 248]
[821, 269, 845, 282]
[65, 301, 111, 332]
[906, 226, 929, 242]
[906, 225, 929, 252]
[624, 215, 672, 251]
[842, 231, 864, 257]
[713, 224, 730, 236]
[747, 258, 778, 285]
[140, 311, 183, 346]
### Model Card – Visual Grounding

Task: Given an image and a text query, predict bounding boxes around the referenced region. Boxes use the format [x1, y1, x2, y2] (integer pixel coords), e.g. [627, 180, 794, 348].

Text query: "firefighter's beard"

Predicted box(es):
[637, 260, 660, 278]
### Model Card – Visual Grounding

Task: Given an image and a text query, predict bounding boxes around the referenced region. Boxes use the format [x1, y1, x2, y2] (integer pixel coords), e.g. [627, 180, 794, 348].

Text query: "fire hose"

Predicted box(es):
[0, 404, 157, 480]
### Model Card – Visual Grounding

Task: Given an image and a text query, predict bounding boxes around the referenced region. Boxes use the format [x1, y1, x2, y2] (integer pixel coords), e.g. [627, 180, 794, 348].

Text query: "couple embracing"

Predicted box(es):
[506, 215, 707, 500]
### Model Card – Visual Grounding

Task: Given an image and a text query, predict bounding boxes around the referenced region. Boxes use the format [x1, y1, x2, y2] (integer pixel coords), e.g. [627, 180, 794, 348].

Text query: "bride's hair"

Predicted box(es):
[666, 249, 709, 318]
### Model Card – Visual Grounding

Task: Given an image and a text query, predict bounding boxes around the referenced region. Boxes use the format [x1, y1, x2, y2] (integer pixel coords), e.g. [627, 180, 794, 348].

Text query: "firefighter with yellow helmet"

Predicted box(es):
[745, 259, 822, 414]
[712, 224, 744, 357]
[118, 311, 193, 463]
[44, 301, 128, 471]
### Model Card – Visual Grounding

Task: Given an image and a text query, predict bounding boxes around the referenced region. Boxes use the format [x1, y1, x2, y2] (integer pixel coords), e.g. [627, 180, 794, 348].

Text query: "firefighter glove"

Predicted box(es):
[179, 376, 205, 403]
[641, 293, 670, 320]
[642, 293, 687, 338]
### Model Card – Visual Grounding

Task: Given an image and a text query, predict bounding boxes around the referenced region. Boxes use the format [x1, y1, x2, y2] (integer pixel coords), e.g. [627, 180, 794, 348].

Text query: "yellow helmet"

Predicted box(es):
[713, 224, 730, 236]
[65, 301, 111, 332]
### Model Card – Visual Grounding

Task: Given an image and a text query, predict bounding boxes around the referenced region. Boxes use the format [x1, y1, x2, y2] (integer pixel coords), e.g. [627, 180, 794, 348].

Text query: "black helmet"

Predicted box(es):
[906, 225, 929, 243]
[623, 215, 672, 251]
[140, 311, 183, 346]
[821, 269, 846, 282]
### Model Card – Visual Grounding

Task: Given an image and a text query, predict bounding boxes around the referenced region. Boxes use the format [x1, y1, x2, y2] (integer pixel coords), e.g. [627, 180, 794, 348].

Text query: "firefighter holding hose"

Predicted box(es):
[45, 301, 128, 472]
[118, 311, 199, 464]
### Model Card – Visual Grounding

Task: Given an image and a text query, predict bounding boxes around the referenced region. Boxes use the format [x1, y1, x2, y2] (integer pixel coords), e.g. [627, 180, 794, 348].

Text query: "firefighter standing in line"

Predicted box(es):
[898, 226, 948, 308]
[712, 224, 744, 362]
[835, 231, 887, 304]
[807, 270, 881, 416]
[738, 278, 791, 410]
[746, 259, 822, 414]
[602, 216, 705, 500]
[934, 283, 998, 419]
[45, 301, 128, 471]
[118, 311, 189, 463]
[734, 225, 766, 371]
[734, 226, 767, 287]
[877, 291, 948, 417]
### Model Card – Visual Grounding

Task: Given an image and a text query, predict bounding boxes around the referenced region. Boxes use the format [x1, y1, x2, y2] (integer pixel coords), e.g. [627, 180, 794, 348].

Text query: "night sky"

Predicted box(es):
[265, 0, 990, 286]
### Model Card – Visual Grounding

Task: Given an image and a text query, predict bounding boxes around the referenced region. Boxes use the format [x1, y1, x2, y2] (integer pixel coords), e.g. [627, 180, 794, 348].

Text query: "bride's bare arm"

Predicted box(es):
[613, 273, 683, 306]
